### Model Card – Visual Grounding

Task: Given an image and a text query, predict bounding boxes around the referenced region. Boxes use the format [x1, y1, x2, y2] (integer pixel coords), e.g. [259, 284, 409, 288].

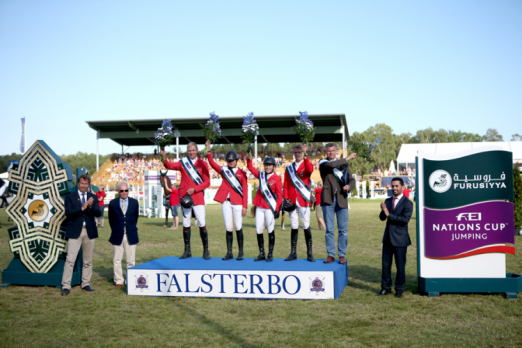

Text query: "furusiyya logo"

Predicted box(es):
[135, 274, 149, 292]
[309, 275, 325, 295]
[429, 170, 452, 193]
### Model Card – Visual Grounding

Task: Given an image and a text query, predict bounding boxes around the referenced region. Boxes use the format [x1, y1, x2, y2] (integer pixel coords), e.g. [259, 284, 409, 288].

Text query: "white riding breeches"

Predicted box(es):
[255, 207, 275, 234]
[182, 205, 206, 228]
[222, 200, 243, 231]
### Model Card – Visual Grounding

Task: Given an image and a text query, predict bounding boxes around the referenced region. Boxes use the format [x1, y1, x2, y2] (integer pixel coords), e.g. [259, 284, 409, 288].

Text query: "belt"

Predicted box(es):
[226, 198, 231, 202]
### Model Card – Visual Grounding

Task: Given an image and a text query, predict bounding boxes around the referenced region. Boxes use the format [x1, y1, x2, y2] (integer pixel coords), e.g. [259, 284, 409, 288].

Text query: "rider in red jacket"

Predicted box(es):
[161, 143, 211, 260]
[206, 141, 248, 261]
[246, 153, 282, 262]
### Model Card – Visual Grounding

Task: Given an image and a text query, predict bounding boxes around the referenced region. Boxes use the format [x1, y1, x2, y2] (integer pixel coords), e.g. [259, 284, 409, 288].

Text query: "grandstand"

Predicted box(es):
[91, 152, 324, 189]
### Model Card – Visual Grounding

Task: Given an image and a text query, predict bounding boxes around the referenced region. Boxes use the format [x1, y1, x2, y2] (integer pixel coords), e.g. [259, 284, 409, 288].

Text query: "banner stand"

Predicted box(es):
[416, 147, 522, 299]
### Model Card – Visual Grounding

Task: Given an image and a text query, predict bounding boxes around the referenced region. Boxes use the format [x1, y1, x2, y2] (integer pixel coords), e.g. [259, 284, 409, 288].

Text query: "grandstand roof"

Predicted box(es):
[86, 114, 349, 146]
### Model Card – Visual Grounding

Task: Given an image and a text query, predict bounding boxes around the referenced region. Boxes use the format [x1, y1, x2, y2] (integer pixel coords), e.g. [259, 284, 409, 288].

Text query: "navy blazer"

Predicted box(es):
[379, 196, 413, 247]
[64, 191, 101, 240]
[108, 197, 140, 246]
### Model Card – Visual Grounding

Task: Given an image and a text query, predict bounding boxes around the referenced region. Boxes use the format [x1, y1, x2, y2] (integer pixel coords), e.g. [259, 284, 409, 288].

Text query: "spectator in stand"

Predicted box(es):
[95, 185, 106, 228]
[314, 181, 326, 231]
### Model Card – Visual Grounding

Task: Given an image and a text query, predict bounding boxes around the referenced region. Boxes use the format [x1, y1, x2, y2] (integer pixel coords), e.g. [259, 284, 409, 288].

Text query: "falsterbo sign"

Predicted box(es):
[127, 269, 335, 299]
[417, 147, 515, 279]
[424, 201, 514, 259]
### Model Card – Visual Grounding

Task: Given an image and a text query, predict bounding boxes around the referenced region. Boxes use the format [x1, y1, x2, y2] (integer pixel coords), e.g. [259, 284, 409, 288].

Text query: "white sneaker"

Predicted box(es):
[281, 225, 286, 231]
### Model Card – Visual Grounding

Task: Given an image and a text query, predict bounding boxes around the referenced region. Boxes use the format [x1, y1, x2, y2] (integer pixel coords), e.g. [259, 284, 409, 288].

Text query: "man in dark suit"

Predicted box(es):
[377, 177, 413, 298]
[108, 182, 139, 288]
[319, 143, 356, 264]
[61, 174, 101, 295]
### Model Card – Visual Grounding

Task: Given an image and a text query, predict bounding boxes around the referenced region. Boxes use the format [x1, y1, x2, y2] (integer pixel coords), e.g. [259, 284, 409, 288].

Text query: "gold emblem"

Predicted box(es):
[28, 200, 49, 222]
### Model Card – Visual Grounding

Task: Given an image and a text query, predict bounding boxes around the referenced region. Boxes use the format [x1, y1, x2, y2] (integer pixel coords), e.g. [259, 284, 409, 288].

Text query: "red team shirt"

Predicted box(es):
[164, 158, 210, 206]
[283, 157, 314, 207]
[169, 188, 179, 206]
[207, 154, 248, 208]
[96, 190, 106, 206]
[247, 158, 282, 211]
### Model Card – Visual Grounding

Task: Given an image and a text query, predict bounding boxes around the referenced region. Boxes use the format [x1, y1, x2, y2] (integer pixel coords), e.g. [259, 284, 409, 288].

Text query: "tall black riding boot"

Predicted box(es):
[254, 234, 265, 261]
[236, 229, 244, 261]
[180, 227, 192, 259]
[200, 226, 211, 260]
[222, 231, 234, 260]
[304, 227, 316, 262]
[284, 229, 298, 261]
[267, 231, 275, 262]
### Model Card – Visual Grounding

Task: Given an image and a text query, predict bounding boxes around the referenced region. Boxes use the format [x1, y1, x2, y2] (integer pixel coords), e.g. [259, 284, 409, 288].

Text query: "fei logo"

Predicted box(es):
[456, 213, 482, 221]
[429, 170, 452, 193]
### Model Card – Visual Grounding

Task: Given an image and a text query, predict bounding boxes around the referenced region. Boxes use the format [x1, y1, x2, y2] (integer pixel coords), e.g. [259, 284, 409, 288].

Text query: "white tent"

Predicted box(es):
[388, 160, 395, 174]
[396, 142, 522, 172]
[0, 172, 8, 180]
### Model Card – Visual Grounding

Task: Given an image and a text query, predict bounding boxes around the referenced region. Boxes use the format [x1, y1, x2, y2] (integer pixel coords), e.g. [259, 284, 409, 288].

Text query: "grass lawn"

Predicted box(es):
[1, 200, 521, 347]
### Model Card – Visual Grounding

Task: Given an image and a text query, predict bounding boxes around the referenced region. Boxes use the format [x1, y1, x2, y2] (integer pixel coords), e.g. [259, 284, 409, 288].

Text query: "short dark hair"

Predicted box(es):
[391, 177, 404, 186]
[78, 174, 91, 184]
[325, 143, 337, 150]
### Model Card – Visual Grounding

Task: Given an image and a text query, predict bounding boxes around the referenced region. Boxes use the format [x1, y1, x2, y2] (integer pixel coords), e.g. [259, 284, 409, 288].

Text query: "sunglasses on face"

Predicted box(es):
[119, 189, 129, 192]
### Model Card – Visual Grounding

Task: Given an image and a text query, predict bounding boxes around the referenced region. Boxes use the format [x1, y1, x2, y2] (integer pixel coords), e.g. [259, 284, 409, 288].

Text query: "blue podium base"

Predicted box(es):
[419, 273, 522, 299]
[127, 257, 348, 300]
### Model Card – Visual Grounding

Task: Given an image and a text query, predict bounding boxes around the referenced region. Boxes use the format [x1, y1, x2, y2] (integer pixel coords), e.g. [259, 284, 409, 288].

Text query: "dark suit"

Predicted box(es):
[379, 195, 413, 293]
[108, 197, 140, 246]
[62, 191, 101, 290]
[108, 197, 139, 285]
[64, 191, 101, 239]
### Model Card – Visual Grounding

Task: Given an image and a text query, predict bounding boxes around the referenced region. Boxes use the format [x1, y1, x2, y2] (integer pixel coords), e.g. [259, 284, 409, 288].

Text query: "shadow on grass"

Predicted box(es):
[349, 265, 419, 295]
[173, 301, 258, 348]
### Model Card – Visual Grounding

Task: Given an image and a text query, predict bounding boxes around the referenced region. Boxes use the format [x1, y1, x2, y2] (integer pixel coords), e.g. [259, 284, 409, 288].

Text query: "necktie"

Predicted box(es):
[391, 197, 396, 212]
[122, 199, 127, 232]
[81, 194, 86, 205]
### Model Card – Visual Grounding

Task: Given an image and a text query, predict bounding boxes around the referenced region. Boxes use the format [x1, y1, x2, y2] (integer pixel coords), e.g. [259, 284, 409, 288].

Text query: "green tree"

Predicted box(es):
[511, 134, 521, 141]
[484, 128, 503, 142]
[0, 153, 24, 173]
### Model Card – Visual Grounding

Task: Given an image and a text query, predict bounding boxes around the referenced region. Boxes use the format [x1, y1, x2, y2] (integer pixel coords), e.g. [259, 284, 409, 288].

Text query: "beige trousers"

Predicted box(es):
[113, 234, 136, 285]
[62, 226, 95, 289]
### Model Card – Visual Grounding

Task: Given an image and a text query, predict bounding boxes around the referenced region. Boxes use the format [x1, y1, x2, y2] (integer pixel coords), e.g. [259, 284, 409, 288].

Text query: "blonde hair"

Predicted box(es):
[317, 181, 323, 188]
[187, 142, 198, 150]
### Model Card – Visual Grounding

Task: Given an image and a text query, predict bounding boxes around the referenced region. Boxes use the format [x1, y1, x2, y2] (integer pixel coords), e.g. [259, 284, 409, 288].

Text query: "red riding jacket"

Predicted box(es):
[164, 157, 210, 206]
[247, 158, 282, 211]
[207, 154, 248, 208]
[283, 157, 314, 207]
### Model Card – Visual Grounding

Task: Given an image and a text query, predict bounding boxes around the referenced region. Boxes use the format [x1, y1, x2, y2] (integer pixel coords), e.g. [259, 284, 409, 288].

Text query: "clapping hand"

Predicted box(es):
[380, 202, 389, 216]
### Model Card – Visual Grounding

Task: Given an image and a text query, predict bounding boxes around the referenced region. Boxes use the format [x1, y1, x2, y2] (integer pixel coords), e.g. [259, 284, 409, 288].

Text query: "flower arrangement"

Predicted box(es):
[154, 119, 174, 150]
[154, 119, 174, 162]
[241, 112, 258, 145]
[200, 111, 222, 143]
[348, 137, 382, 160]
[293, 111, 315, 144]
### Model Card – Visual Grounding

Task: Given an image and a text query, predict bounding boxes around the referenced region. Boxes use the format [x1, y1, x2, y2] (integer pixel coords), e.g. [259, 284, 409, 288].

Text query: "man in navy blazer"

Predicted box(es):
[376, 177, 413, 298]
[61, 174, 101, 296]
[108, 182, 139, 288]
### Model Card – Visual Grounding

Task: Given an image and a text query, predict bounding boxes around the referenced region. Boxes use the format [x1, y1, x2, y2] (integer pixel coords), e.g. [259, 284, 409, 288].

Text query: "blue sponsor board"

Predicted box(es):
[127, 257, 348, 300]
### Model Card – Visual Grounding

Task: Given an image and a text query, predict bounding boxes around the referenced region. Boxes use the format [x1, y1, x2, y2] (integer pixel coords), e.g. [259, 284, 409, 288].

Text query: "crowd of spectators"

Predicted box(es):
[105, 154, 165, 184]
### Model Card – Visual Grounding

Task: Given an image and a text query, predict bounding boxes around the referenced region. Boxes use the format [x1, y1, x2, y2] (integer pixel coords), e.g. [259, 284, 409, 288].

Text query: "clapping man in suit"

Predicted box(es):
[109, 182, 140, 288]
[61, 175, 101, 295]
[377, 177, 413, 298]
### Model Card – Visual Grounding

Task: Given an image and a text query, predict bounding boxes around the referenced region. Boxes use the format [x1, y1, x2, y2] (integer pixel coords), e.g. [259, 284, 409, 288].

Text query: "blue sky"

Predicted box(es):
[1, 0, 521, 156]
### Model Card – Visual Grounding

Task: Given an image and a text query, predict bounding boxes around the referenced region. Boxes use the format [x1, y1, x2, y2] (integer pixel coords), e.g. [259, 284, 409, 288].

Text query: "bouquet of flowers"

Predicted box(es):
[200, 111, 222, 143]
[154, 119, 174, 162]
[348, 137, 382, 160]
[293, 111, 315, 144]
[241, 112, 258, 144]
